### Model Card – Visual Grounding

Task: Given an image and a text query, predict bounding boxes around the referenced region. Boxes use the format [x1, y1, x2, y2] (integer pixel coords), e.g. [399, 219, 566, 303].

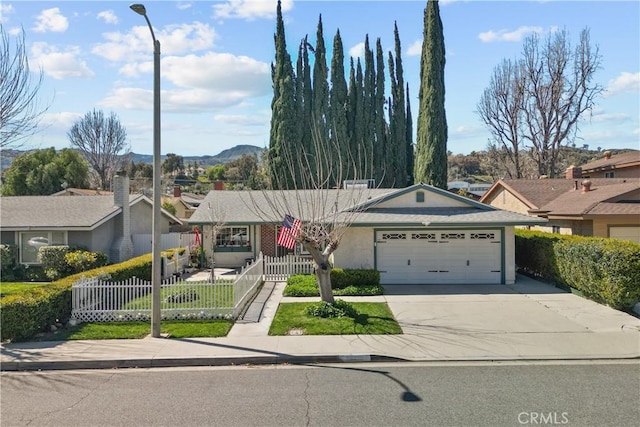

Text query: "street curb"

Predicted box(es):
[2, 354, 638, 372]
[0, 354, 404, 372]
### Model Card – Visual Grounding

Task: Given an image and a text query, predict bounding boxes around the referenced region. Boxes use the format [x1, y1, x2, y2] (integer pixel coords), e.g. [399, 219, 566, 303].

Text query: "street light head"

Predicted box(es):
[129, 3, 147, 16]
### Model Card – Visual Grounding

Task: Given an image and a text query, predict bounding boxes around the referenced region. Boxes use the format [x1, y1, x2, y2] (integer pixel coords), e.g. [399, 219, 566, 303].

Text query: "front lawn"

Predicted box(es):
[269, 302, 402, 336]
[31, 320, 234, 341]
[121, 282, 235, 310]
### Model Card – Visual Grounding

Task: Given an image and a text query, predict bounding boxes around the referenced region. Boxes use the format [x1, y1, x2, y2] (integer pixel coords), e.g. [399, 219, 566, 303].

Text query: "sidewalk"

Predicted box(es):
[2, 275, 639, 371]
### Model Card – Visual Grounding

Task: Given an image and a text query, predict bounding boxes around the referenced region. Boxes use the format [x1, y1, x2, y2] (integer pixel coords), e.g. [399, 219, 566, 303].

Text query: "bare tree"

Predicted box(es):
[67, 109, 129, 190]
[246, 127, 379, 304]
[477, 28, 603, 178]
[0, 26, 50, 148]
[477, 59, 526, 178]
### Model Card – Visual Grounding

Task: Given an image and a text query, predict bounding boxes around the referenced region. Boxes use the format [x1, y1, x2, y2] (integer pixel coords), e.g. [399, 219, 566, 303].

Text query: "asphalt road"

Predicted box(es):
[1, 361, 638, 427]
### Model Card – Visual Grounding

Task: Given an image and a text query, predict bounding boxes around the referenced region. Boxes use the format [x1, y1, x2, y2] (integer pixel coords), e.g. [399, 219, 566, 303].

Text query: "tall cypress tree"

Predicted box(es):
[362, 36, 376, 182]
[354, 58, 367, 178]
[329, 29, 349, 184]
[387, 22, 408, 188]
[312, 15, 329, 153]
[415, 0, 447, 188]
[269, 0, 297, 189]
[374, 38, 387, 185]
[346, 57, 357, 162]
[405, 84, 414, 186]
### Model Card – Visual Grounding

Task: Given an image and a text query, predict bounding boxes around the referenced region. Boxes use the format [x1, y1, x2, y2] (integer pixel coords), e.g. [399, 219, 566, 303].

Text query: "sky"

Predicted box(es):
[1, 0, 639, 157]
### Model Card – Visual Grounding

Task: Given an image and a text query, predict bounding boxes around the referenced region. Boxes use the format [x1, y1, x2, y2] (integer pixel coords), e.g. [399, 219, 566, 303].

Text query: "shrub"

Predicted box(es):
[0, 244, 18, 281]
[331, 268, 380, 289]
[65, 250, 109, 274]
[0, 253, 153, 342]
[39, 245, 71, 280]
[284, 270, 383, 297]
[305, 299, 358, 318]
[515, 230, 640, 310]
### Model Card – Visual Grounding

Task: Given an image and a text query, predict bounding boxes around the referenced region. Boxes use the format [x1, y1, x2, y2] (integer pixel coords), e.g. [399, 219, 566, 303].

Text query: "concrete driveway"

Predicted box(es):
[370, 274, 640, 360]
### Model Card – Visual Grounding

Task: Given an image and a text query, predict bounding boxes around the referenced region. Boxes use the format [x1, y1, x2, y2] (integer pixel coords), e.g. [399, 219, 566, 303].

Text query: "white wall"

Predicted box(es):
[333, 227, 375, 269]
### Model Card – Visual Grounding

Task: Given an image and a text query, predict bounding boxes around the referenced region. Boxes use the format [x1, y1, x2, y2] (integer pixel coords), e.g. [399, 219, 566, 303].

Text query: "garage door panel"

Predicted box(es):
[376, 230, 502, 285]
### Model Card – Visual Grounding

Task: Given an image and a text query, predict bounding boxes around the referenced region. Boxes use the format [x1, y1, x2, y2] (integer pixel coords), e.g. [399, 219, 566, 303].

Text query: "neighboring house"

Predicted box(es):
[0, 175, 182, 265]
[168, 185, 205, 221]
[447, 181, 493, 199]
[480, 177, 640, 243]
[578, 150, 640, 179]
[188, 183, 544, 285]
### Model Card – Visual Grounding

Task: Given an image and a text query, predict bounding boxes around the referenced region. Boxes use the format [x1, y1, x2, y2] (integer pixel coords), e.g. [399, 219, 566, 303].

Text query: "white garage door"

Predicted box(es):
[376, 230, 502, 285]
[609, 226, 640, 244]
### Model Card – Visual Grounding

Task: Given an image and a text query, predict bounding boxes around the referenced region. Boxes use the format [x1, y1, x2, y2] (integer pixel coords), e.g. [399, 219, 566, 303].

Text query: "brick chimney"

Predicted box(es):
[581, 179, 592, 193]
[110, 172, 134, 263]
[173, 184, 181, 198]
[213, 181, 225, 191]
[565, 165, 582, 180]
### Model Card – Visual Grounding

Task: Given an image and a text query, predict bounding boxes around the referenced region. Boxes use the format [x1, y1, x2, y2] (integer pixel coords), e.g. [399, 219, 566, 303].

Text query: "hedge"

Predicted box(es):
[0, 253, 154, 342]
[515, 230, 640, 310]
[284, 268, 383, 297]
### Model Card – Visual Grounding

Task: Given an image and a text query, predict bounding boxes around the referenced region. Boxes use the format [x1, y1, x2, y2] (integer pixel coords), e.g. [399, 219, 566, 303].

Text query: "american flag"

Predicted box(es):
[277, 214, 302, 250]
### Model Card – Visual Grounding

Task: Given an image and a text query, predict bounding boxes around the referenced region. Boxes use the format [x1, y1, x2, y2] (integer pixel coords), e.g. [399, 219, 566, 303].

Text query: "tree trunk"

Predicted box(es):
[316, 265, 334, 304]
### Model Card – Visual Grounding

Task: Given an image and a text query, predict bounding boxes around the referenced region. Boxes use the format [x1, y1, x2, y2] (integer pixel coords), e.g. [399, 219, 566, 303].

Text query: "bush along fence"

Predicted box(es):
[515, 230, 640, 310]
[72, 253, 265, 322]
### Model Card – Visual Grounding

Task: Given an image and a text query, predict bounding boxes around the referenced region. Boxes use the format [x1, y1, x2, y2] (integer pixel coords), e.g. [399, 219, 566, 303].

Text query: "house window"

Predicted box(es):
[552, 226, 561, 234]
[216, 227, 250, 251]
[604, 171, 615, 178]
[19, 231, 67, 264]
[416, 191, 425, 203]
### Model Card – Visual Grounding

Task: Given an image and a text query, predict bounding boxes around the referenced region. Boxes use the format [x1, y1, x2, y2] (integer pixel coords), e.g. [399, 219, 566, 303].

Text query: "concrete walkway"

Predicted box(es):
[1, 275, 639, 371]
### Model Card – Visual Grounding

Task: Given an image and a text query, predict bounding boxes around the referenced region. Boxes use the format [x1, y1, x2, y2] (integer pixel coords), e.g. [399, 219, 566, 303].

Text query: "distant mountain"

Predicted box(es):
[1, 145, 265, 171]
[129, 144, 265, 167]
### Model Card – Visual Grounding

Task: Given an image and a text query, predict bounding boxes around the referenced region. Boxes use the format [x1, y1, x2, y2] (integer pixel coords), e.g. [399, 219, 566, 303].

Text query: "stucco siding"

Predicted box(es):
[504, 227, 516, 284]
[376, 189, 469, 209]
[594, 217, 640, 239]
[485, 189, 533, 215]
[333, 227, 375, 269]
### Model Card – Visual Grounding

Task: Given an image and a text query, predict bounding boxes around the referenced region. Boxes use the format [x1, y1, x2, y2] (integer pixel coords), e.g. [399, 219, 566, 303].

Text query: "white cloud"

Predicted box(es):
[451, 124, 485, 138]
[40, 111, 82, 129]
[101, 53, 270, 112]
[407, 40, 422, 56]
[590, 111, 630, 124]
[213, 0, 293, 21]
[93, 22, 216, 62]
[97, 10, 118, 25]
[478, 26, 549, 43]
[30, 42, 94, 79]
[348, 42, 365, 58]
[33, 7, 69, 33]
[177, 2, 193, 11]
[0, 4, 14, 24]
[604, 72, 640, 97]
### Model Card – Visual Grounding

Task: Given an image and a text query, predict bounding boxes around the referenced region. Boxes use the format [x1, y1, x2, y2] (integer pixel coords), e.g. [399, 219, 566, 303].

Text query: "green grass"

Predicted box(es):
[32, 320, 234, 341]
[121, 282, 235, 310]
[0, 282, 52, 298]
[269, 302, 402, 336]
[283, 282, 384, 297]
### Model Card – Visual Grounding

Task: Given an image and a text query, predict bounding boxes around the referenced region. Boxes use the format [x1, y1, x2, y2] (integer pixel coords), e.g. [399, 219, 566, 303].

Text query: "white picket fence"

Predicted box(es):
[72, 253, 265, 322]
[263, 253, 315, 281]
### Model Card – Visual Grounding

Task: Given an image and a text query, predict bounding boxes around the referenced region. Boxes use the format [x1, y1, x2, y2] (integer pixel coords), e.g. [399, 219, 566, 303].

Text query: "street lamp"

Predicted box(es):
[130, 3, 162, 338]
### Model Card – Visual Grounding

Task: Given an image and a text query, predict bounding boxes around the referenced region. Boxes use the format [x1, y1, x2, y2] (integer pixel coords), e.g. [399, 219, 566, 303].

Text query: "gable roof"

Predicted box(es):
[189, 184, 545, 227]
[579, 150, 640, 173]
[534, 182, 640, 216]
[480, 178, 640, 210]
[0, 194, 181, 230]
[51, 188, 114, 196]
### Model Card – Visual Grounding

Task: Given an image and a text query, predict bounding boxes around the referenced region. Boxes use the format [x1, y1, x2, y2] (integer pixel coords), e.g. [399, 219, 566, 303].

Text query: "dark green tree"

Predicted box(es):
[374, 38, 387, 186]
[415, 0, 448, 188]
[162, 153, 184, 175]
[329, 29, 349, 183]
[362, 36, 376, 180]
[312, 15, 329, 153]
[388, 22, 408, 188]
[1, 147, 90, 195]
[405, 84, 414, 185]
[268, 0, 298, 189]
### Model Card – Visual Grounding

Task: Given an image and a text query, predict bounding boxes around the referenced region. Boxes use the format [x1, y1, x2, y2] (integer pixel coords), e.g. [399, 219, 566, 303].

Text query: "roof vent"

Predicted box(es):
[581, 179, 592, 193]
[604, 150, 612, 160]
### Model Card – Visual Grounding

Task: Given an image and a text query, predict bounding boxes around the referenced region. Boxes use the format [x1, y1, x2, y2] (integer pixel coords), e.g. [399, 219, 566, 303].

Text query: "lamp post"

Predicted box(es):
[130, 3, 161, 338]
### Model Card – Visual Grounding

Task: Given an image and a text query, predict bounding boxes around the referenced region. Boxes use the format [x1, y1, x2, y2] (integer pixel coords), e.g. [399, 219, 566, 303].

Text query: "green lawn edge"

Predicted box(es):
[269, 302, 402, 336]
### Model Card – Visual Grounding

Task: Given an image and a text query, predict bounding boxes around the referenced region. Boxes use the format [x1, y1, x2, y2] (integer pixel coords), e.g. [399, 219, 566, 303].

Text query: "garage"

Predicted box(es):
[375, 229, 502, 285]
[609, 226, 640, 244]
